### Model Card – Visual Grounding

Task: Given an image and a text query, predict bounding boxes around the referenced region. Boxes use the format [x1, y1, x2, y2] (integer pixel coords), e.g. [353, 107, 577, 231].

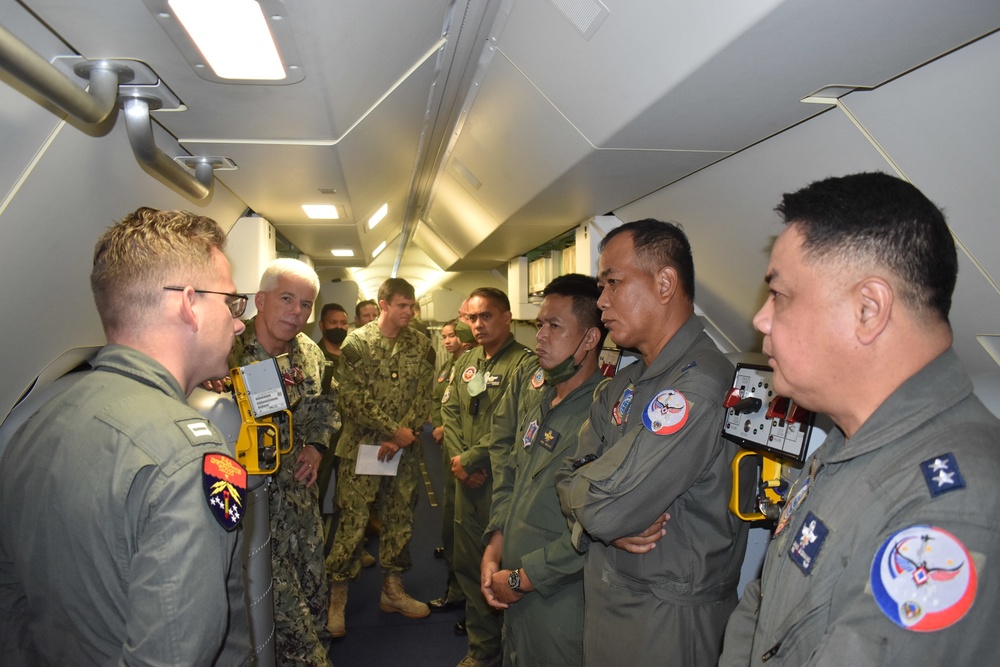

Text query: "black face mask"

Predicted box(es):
[323, 327, 348, 346]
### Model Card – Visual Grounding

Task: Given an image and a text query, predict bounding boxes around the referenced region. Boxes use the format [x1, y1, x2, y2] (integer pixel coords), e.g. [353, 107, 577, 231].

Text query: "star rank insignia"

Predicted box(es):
[203, 453, 248, 531]
[920, 452, 965, 498]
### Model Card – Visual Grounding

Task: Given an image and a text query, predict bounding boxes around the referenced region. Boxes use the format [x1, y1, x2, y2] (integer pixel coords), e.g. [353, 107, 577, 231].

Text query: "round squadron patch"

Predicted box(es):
[203, 453, 247, 532]
[642, 389, 689, 435]
[531, 368, 545, 389]
[870, 525, 977, 632]
[462, 366, 478, 383]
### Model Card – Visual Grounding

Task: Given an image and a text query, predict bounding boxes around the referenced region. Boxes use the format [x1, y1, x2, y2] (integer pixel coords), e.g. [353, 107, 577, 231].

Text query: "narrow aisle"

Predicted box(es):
[328, 425, 469, 666]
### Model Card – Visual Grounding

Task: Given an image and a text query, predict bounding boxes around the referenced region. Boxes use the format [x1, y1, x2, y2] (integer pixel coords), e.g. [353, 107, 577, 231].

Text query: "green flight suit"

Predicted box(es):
[230, 319, 339, 667]
[433, 354, 464, 603]
[442, 333, 534, 661]
[328, 321, 435, 580]
[487, 362, 606, 667]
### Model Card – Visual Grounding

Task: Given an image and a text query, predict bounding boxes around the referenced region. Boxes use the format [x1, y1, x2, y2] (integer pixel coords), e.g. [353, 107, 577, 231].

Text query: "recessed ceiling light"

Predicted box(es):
[330, 249, 354, 257]
[368, 203, 388, 229]
[372, 241, 387, 258]
[302, 204, 339, 219]
[167, 0, 285, 80]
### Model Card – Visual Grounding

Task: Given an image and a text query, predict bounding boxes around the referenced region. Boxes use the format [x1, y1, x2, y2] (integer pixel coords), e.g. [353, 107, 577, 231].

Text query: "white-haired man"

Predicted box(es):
[228, 258, 340, 667]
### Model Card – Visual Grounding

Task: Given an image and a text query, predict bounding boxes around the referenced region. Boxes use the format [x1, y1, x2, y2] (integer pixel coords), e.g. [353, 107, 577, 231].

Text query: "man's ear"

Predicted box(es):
[254, 291, 266, 312]
[856, 277, 893, 345]
[656, 266, 679, 305]
[178, 287, 199, 330]
[582, 326, 600, 352]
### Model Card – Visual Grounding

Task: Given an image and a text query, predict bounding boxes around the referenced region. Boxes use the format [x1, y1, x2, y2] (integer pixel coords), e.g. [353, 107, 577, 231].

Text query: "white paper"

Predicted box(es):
[354, 444, 401, 476]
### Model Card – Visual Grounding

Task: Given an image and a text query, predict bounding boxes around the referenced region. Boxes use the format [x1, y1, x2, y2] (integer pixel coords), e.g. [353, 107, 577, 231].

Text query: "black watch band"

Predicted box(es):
[508, 568, 523, 593]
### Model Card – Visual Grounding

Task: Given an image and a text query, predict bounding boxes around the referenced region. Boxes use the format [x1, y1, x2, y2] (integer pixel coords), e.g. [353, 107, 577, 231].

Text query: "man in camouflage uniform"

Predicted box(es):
[443, 287, 534, 667]
[228, 258, 338, 667]
[326, 278, 436, 637]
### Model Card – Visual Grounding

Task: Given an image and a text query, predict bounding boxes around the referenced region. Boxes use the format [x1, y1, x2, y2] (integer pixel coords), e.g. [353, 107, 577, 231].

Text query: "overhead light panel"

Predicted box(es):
[147, 0, 305, 84]
[368, 203, 388, 229]
[330, 249, 354, 257]
[302, 204, 340, 219]
[372, 241, 387, 258]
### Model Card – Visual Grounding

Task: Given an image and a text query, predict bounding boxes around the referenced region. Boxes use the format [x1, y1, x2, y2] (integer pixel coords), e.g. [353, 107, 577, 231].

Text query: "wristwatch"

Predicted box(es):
[508, 568, 523, 593]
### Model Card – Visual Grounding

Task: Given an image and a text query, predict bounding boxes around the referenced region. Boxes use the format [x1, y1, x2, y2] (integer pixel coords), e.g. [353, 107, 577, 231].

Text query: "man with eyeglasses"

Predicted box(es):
[0, 208, 250, 665]
[443, 287, 534, 667]
[225, 258, 340, 667]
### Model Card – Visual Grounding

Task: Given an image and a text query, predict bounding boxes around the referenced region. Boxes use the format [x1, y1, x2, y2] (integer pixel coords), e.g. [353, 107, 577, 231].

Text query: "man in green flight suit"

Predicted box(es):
[443, 287, 534, 667]
[481, 274, 609, 667]
[228, 258, 339, 667]
[326, 278, 436, 637]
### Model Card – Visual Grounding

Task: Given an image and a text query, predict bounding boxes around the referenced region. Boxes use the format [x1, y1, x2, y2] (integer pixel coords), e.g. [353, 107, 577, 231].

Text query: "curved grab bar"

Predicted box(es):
[122, 96, 214, 201]
[0, 24, 131, 124]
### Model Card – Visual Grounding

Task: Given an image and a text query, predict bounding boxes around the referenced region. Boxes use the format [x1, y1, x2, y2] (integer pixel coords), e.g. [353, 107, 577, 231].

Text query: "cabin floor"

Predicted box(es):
[326, 425, 470, 667]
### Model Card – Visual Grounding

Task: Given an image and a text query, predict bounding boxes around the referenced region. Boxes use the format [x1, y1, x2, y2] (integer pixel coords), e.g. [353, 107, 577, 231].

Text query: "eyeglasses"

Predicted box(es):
[163, 286, 248, 318]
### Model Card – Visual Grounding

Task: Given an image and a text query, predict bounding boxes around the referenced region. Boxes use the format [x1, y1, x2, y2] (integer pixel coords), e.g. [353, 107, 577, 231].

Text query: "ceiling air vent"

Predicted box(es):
[548, 0, 610, 40]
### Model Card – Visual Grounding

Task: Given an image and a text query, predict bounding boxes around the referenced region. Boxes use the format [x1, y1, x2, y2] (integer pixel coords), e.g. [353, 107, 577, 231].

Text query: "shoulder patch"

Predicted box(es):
[202, 453, 247, 531]
[176, 417, 221, 446]
[870, 524, 977, 632]
[530, 368, 545, 389]
[920, 453, 966, 497]
[641, 389, 689, 435]
[341, 341, 363, 365]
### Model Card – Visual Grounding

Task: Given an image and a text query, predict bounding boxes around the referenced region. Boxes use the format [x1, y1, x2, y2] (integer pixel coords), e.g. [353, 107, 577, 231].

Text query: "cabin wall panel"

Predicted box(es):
[614, 33, 1000, 410]
[615, 108, 886, 354]
[0, 115, 246, 421]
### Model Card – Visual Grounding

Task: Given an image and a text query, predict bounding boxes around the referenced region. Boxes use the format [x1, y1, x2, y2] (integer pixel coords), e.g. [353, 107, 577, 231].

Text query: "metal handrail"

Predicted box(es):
[0, 23, 129, 124]
[123, 96, 213, 201]
[0, 23, 217, 201]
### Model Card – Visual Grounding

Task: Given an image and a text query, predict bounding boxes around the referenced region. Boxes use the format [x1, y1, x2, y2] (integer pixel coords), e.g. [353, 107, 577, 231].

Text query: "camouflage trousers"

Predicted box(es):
[269, 446, 332, 667]
[327, 443, 422, 581]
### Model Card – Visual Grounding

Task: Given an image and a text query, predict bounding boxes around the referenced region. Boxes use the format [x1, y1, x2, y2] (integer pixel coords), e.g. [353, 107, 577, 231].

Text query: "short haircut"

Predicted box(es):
[378, 277, 416, 305]
[600, 219, 696, 301]
[321, 302, 348, 319]
[543, 273, 609, 347]
[355, 299, 377, 318]
[469, 287, 511, 312]
[778, 172, 957, 322]
[441, 319, 459, 332]
[259, 258, 320, 298]
[91, 207, 225, 336]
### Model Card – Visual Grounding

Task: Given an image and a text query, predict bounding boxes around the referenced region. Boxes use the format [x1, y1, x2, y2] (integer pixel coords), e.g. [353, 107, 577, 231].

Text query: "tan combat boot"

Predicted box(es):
[326, 580, 348, 638]
[379, 573, 430, 618]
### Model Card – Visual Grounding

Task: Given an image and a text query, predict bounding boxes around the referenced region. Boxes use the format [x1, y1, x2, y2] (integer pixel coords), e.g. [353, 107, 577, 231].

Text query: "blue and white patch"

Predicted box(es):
[641, 389, 689, 435]
[531, 368, 545, 389]
[788, 511, 829, 575]
[522, 420, 539, 448]
[870, 525, 977, 632]
[612, 385, 634, 426]
[920, 453, 965, 498]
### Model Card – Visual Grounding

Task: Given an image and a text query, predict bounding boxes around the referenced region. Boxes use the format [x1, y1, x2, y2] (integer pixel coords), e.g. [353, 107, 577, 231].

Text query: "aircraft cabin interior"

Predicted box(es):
[1, 0, 999, 664]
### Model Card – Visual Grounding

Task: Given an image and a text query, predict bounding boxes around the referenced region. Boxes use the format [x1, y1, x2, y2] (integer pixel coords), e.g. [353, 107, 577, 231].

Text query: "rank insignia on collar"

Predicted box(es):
[612, 385, 634, 426]
[642, 389, 689, 435]
[523, 420, 539, 448]
[539, 427, 561, 451]
[920, 453, 965, 498]
[203, 453, 247, 532]
[789, 511, 829, 575]
[531, 368, 545, 389]
[870, 524, 977, 631]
